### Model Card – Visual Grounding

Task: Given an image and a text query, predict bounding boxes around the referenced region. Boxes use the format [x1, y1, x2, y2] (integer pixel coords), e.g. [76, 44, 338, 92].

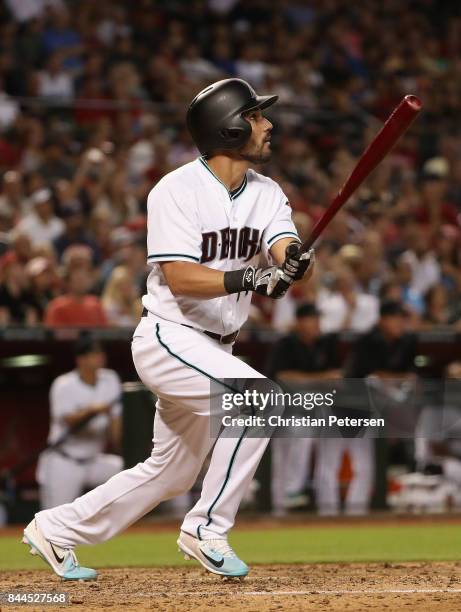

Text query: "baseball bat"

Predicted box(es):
[298, 95, 422, 253]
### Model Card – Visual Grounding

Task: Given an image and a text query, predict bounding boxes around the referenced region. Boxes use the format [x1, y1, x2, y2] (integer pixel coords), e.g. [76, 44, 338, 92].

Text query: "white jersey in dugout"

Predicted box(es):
[143, 156, 299, 335]
[47, 368, 122, 459]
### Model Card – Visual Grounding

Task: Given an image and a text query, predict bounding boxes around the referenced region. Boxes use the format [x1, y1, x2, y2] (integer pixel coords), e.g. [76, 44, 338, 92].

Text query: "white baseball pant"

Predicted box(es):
[35, 314, 268, 546]
[271, 437, 315, 511]
[36, 451, 123, 509]
[315, 437, 374, 515]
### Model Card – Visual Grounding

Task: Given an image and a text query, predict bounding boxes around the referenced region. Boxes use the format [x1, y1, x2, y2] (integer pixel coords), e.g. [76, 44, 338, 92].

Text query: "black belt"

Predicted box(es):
[142, 307, 239, 345]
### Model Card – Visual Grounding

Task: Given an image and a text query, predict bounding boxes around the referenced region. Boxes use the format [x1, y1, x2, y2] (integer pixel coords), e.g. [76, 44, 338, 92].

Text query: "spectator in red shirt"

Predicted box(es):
[45, 267, 107, 327]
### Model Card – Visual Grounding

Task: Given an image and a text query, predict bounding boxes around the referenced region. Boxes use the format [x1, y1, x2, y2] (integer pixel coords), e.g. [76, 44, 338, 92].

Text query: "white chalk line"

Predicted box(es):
[137, 588, 461, 597]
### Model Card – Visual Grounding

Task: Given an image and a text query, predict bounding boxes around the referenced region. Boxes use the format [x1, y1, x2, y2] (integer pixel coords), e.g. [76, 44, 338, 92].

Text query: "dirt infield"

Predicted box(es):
[3, 562, 461, 612]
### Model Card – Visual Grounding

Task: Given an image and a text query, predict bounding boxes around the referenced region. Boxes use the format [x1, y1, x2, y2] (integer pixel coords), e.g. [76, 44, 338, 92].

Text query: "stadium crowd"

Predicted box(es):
[0, 0, 460, 333]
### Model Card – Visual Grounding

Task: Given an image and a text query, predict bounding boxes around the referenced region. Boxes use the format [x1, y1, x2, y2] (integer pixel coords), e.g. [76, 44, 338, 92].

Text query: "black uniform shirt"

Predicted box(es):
[267, 332, 340, 379]
[346, 326, 417, 378]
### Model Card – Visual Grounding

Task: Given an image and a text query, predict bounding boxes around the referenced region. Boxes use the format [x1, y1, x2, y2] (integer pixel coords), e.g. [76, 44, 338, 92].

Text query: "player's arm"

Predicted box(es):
[161, 262, 227, 298]
[161, 254, 308, 301]
[161, 236, 314, 300]
[62, 403, 111, 428]
[269, 237, 299, 265]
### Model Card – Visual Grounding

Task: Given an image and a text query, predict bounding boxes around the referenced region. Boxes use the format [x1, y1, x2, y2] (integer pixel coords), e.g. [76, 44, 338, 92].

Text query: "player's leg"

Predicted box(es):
[271, 437, 293, 515]
[314, 437, 345, 515]
[271, 436, 312, 515]
[24, 395, 214, 580]
[147, 320, 272, 575]
[33, 396, 212, 547]
[85, 453, 124, 489]
[284, 437, 314, 505]
[344, 438, 375, 515]
[36, 451, 85, 509]
[27, 319, 260, 553]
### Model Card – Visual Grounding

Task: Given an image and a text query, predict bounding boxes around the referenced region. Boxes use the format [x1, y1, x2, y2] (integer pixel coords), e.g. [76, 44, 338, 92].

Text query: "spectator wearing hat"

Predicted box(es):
[315, 300, 417, 516]
[0, 251, 38, 325]
[44, 267, 107, 328]
[267, 302, 342, 515]
[415, 158, 459, 229]
[52, 199, 101, 264]
[36, 336, 123, 509]
[14, 188, 64, 247]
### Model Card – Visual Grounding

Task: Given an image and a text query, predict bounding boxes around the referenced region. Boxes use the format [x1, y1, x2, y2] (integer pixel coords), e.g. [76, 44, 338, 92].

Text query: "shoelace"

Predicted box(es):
[61, 548, 79, 567]
[202, 539, 236, 558]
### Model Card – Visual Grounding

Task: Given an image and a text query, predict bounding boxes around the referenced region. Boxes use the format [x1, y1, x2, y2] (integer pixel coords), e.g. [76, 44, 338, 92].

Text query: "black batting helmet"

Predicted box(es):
[186, 78, 278, 156]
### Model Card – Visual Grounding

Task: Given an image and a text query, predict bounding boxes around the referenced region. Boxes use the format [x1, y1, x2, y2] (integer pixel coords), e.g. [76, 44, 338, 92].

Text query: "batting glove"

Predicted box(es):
[224, 265, 293, 299]
[282, 242, 315, 281]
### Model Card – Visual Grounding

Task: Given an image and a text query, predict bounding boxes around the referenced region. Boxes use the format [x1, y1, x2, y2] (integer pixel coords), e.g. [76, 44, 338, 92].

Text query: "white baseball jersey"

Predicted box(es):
[47, 368, 122, 460]
[142, 156, 299, 335]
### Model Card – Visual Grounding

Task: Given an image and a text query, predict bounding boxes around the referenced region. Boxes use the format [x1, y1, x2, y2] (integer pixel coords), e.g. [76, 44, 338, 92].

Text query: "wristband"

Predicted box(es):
[224, 266, 256, 294]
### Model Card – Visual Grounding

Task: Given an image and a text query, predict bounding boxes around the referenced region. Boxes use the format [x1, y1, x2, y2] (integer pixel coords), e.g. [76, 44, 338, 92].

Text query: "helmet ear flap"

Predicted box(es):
[220, 126, 245, 143]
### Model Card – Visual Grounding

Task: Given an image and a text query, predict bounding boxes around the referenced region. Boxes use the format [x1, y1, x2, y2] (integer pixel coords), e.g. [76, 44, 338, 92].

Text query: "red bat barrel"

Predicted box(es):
[300, 95, 422, 252]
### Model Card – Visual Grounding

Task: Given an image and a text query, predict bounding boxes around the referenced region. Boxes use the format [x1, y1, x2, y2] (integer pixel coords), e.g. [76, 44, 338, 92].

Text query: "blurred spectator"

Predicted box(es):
[0, 171, 25, 224]
[0, 76, 19, 129]
[25, 256, 59, 321]
[37, 138, 74, 182]
[52, 199, 100, 264]
[400, 224, 440, 297]
[392, 259, 425, 317]
[41, 6, 83, 70]
[0, 251, 38, 325]
[101, 265, 142, 327]
[9, 230, 33, 264]
[267, 303, 341, 515]
[421, 285, 452, 328]
[317, 266, 379, 333]
[35, 51, 74, 100]
[180, 44, 223, 83]
[14, 187, 64, 246]
[0, 0, 459, 336]
[414, 158, 458, 229]
[45, 267, 107, 327]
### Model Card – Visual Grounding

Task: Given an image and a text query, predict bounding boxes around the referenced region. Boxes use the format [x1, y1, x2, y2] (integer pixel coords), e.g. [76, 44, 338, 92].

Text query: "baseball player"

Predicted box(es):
[36, 336, 123, 510]
[23, 78, 314, 580]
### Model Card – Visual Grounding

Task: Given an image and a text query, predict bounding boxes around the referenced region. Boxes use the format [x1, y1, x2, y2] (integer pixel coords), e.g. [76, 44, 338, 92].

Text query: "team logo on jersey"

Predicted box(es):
[201, 227, 262, 263]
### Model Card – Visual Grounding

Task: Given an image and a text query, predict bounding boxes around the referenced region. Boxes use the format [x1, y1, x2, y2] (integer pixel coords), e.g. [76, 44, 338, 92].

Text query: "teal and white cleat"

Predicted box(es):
[22, 519, 97, 581]
[177, 530, 248, 578]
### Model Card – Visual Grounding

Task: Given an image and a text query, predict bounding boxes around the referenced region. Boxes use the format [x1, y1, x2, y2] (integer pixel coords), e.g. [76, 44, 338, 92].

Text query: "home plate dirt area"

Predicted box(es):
[3, 562, 461, 612]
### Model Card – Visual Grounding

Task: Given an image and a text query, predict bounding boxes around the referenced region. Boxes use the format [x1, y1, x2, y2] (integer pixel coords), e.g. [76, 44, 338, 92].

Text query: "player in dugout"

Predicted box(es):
[315, 299, 417, 515]
[36, 335, 123, 510]
[266, 302, 342, 515]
